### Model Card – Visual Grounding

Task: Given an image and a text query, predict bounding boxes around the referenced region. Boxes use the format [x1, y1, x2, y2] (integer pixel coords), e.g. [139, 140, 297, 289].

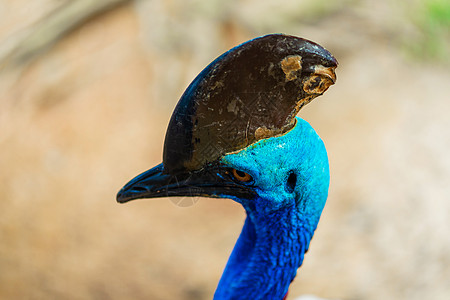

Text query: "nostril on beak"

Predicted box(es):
[131, 186, 148, 193]
[286, 171, 297, 193]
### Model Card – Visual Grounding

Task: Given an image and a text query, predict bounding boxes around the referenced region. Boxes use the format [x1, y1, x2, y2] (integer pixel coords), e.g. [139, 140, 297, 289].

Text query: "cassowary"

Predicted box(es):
[117, 34, 337, 299]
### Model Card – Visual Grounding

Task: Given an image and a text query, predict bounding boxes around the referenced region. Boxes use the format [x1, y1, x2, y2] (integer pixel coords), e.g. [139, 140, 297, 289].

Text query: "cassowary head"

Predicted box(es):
[116, 33, 337, 299]
[117, 34, 336, 219]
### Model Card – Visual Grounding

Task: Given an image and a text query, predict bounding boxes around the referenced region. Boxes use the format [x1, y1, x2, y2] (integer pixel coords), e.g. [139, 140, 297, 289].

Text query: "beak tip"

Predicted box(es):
[115, 163, 169, 204]
[116, 185, 140, 203]
[116, 189, 128, 203]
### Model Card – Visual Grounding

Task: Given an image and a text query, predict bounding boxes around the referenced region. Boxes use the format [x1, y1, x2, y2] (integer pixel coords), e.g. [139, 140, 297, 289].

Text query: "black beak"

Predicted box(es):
[116, 163, 255, 203]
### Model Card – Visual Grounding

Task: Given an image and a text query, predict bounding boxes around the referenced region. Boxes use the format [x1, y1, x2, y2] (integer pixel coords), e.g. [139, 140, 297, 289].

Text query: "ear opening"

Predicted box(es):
[286, 171, 297, 193]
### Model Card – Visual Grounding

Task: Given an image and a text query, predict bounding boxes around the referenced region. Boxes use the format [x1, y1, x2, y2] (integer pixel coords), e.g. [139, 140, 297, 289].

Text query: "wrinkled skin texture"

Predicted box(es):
[214, 117, 329, 300]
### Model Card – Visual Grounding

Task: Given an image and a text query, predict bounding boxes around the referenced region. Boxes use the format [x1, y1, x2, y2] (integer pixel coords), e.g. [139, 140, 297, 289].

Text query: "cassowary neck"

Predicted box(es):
[214, 205, 312, 300]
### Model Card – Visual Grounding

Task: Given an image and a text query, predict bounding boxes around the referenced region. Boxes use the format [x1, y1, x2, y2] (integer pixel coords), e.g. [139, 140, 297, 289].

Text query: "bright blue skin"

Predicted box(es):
[214, 117, 330, 300]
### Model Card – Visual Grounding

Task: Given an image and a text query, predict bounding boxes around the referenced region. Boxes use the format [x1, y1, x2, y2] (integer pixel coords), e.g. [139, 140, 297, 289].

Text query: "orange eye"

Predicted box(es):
[231, 169, 253, 182]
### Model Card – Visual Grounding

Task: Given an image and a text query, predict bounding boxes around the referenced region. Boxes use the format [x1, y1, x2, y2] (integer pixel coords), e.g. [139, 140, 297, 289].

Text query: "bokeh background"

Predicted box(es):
[1, 0, 449, 299]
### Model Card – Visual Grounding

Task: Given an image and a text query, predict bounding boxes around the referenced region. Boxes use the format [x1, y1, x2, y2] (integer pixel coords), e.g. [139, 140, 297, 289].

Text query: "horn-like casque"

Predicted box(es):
[163, 34, 337, 174]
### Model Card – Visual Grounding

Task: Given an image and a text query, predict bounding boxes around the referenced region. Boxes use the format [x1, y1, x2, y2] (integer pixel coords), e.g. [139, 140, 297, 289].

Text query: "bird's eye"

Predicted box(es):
[231, 169, 253, 183]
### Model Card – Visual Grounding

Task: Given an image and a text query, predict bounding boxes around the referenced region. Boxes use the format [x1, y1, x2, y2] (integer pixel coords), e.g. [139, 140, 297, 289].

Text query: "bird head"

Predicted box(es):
[117, 34, 336, 222]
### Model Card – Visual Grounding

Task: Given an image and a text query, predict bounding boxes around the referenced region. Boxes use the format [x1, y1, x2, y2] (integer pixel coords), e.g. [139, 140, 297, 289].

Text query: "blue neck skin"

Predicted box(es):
[214, 117, 330, 300]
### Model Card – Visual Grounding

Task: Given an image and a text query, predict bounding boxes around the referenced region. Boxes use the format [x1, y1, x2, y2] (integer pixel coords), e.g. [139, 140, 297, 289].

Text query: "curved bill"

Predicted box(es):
[116, 163, 255, 203]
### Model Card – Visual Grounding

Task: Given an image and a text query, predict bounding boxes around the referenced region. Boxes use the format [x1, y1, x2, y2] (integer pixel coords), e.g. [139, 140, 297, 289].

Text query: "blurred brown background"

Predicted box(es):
[1, 0, 449, 299]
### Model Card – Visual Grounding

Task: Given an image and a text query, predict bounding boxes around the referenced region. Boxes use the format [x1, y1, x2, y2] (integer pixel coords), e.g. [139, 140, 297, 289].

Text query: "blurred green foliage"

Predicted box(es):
[407, 0, 450, 63]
